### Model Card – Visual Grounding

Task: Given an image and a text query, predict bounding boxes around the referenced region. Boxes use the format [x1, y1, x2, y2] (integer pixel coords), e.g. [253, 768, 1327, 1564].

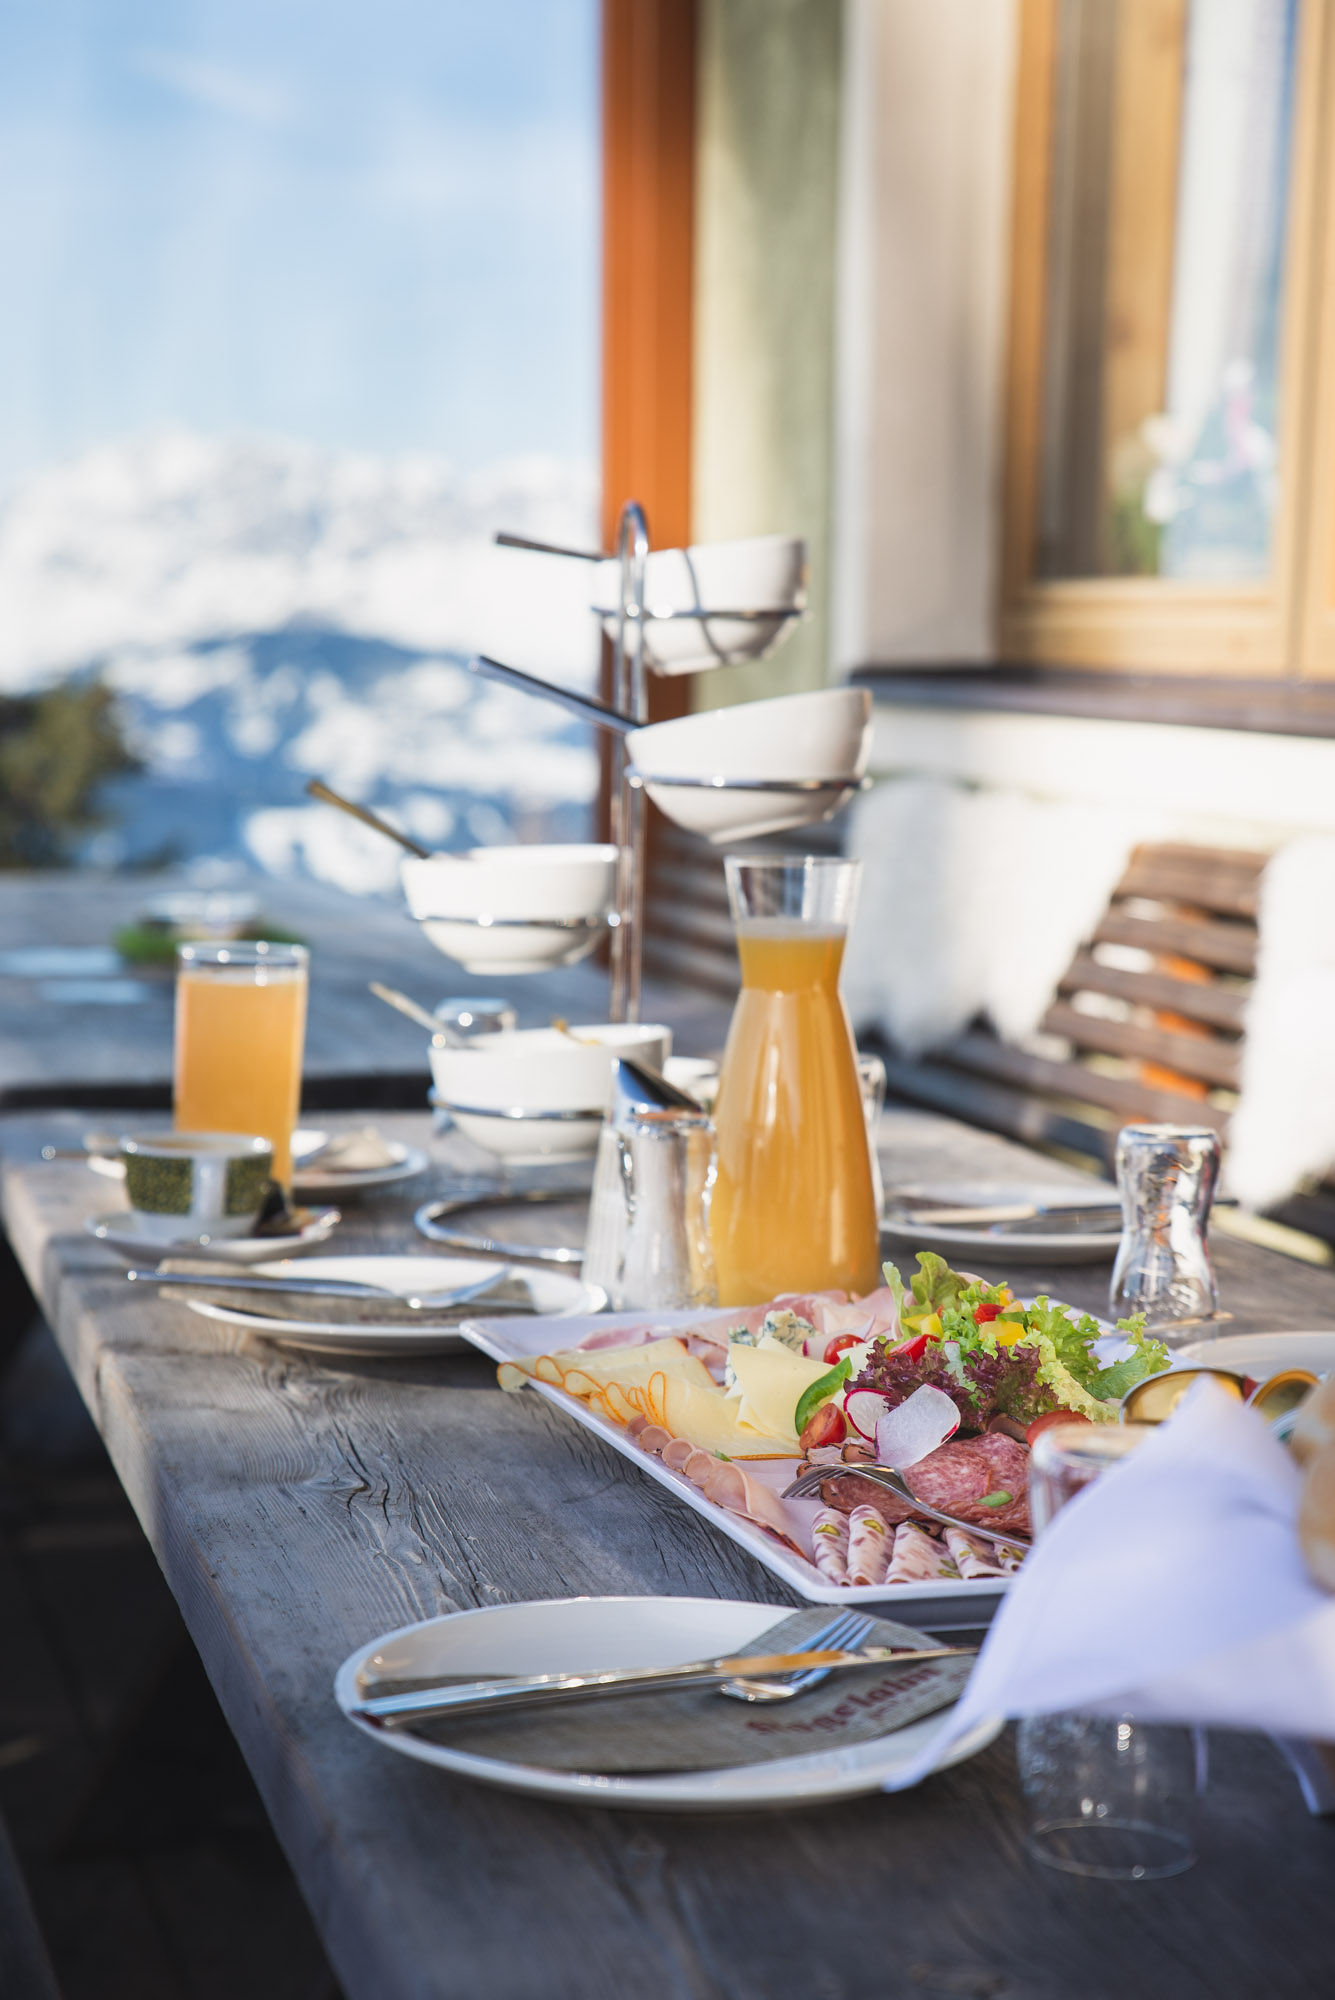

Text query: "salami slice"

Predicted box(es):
[904, 1433, 1031, 1534]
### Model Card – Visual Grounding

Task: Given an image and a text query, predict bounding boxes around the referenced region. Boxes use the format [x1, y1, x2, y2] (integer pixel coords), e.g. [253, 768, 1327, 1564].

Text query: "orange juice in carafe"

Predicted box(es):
[710, 858, 879, 1306]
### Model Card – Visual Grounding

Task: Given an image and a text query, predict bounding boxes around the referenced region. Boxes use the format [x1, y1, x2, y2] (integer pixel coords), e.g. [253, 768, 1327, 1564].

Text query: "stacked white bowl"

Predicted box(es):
[593, 533, 807, 676]
[401, 844, 618, 976]
[429, 1023, 671, 1163]
[626, 686, 873, 843]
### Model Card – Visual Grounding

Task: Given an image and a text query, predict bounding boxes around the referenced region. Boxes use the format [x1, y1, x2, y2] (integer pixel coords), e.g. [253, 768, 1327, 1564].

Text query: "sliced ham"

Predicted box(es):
[577, 1324, 657, 1351]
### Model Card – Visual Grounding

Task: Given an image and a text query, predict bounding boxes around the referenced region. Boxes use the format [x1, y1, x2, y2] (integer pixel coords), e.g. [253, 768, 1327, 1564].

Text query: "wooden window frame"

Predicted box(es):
[1000, 0, 1331, 679]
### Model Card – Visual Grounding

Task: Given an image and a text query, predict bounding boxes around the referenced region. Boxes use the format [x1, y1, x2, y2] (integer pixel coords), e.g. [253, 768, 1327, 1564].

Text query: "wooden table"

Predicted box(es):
[0, 870, 729, 1110]
[2, 1106, 1334, 2000]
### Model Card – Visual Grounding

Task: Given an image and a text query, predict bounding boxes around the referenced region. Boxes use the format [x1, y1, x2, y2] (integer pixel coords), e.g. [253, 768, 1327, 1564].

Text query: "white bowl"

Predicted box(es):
[401, 844, 618, 975]
[627, 686, 872, 842]
[428, 1023, 672, 1163]
[594, 534, 807, 676]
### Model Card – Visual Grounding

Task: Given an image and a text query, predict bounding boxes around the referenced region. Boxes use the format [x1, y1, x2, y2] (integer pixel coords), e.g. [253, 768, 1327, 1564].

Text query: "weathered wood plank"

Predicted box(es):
[1059, 951, 1248, 1033]
[1115, 847, 1265, 919]
[938, 1030, 1234, 1134]
[1041, 1001, 1241, 1090]
[3, 1109, 1335, 2000]
[1094, 908, 1258, 975]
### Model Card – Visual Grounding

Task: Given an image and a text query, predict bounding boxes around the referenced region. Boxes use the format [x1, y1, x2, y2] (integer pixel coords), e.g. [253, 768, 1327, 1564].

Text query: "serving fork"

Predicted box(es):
[781, 1462, 1030, 1557]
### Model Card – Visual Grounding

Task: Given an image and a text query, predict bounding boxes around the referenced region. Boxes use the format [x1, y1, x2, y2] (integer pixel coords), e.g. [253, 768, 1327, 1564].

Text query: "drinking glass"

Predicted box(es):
[174, 942, 309, 1188]
[1019, 1422, 1205, 1880]
[1109, 1123, 1221, 1340]
[710, 856, 880, 1305]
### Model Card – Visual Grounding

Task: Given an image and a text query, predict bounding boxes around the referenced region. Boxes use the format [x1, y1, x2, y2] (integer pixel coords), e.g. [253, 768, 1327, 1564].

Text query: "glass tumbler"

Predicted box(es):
[1019, 1422, 1205, 1880]
[710, 855, 880, 1305]
[1109, 1123, 1221, 1339]
[174, 942, 309, 1189]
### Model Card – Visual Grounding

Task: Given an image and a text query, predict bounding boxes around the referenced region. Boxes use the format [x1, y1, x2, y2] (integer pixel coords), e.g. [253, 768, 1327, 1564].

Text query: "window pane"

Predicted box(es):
[1036, 0, 1297, 583]
[0, 1, 600, 885]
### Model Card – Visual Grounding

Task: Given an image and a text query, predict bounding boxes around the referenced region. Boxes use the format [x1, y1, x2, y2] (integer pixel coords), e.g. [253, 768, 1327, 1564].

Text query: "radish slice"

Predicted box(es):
[873, 1384, 960, 1468]
[842, 1386, 892, 1440]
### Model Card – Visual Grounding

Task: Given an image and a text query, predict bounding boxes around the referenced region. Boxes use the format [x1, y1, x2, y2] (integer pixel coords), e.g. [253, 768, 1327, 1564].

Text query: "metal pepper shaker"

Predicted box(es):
[1109, 1123, 1221, 1340]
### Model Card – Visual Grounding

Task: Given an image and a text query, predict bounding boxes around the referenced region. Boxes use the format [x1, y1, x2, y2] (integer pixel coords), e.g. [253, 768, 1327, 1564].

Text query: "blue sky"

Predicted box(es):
[0, 0, 600, 490]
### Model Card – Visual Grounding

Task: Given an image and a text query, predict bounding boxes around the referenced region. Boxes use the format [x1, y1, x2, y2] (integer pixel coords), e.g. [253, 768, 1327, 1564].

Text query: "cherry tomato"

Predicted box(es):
[974, 1301, 1003, 1324]
[1025, 1408, 1093, 1447]
[823, 1333, 864, 1366]
[798, 1401, 848, 1451]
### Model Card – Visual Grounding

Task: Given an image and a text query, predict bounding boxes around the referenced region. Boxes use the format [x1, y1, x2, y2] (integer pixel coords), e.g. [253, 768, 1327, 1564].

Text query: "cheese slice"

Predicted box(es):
[726, 1342, 834, 1446]
[501, 1338, 715, 1392]
[657, 1378, 788, 1458]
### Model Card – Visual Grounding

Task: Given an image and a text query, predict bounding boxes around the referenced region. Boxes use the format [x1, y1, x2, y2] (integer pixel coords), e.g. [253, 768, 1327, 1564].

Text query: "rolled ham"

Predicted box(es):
[943, 1527, 1024, 1579]
[810, 1507, 850, 1584]
[846, 1503, 893, 1586]
[886, 1522, 958, 1585]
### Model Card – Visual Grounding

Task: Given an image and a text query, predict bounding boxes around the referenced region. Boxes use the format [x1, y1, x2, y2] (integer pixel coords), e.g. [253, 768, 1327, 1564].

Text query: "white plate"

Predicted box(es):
[85, 1207, 341, 1262]
[459, 1310, 1011, 1619]
[882, 1181, 1123, 1265]
[185, 1256, 604, 1354]
[334, 1595, 1000, 1810]
[1173, 1330, 1335, 1376]
[291, 1130, 431, 1194]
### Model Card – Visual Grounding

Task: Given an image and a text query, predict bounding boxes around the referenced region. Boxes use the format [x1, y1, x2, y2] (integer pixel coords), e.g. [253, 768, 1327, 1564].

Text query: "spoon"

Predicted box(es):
[370, 983, 467, 1045]
[305, 780, 433, 859]
[468, 655, 638, 734]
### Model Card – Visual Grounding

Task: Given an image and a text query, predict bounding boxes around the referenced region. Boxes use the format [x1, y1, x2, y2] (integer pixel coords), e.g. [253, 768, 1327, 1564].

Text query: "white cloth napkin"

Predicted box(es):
[886, 1383, 1335, 1790]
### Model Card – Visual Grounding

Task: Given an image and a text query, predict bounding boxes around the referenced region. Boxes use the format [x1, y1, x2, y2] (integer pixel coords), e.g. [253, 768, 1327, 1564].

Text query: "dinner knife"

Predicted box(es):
[350, 1644, 977, 1728]
[125, 1269, 530, 1311]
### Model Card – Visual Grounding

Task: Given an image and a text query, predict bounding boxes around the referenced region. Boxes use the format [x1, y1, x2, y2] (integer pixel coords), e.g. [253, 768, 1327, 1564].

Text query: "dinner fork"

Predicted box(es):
[718, 1609, 877, 1704]
[781, 1462, 1030, 1558]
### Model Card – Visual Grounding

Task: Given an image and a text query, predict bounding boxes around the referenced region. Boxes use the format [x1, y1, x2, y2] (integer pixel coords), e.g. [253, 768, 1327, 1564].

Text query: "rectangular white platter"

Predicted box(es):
[460, 1309, 1009, 1631]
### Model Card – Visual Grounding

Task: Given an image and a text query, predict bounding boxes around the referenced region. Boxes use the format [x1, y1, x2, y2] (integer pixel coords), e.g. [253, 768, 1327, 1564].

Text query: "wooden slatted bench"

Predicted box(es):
[871, 841, 1262, 1167]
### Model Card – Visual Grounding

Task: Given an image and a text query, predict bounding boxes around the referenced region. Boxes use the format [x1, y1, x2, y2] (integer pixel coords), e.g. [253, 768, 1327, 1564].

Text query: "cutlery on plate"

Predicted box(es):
[888, 1200, 1122, 1229]
[780, 1463, 1030, 1557]
[125, 1268, 527, 1312]
[349, 1643, 978, 1728]
[717, 1608, 877, 1703]
[304, 779, 433, 859]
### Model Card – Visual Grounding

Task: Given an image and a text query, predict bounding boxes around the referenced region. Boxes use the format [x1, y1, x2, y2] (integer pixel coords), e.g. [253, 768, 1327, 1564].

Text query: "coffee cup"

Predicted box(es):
[121, 1132, 274, 1242]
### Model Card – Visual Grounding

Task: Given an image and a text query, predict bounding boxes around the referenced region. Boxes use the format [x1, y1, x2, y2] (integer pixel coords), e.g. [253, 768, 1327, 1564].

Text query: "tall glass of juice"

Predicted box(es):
[710, 855, 879, 1306]
[174, 942, 309, 1188]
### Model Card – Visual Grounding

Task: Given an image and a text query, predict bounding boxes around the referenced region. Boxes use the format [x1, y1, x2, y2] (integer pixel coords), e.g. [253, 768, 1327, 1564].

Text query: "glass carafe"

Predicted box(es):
[710, 855, 880, 1306]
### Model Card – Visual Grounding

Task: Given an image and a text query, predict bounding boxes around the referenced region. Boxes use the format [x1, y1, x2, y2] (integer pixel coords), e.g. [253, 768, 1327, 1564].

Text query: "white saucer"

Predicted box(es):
[291, 1129, 430, 1195]
[184, 1254, 603, 1354]
[882, 1181, 1123, 1265]
[86, 1208, 341, 1262]
[1174, 1330, 1335, 1377]
[334, 1595, 1000, 1810]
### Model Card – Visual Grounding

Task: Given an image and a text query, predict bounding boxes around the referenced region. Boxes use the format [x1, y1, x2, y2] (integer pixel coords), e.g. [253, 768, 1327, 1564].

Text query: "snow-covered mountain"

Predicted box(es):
[0, 431, 604, 888]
